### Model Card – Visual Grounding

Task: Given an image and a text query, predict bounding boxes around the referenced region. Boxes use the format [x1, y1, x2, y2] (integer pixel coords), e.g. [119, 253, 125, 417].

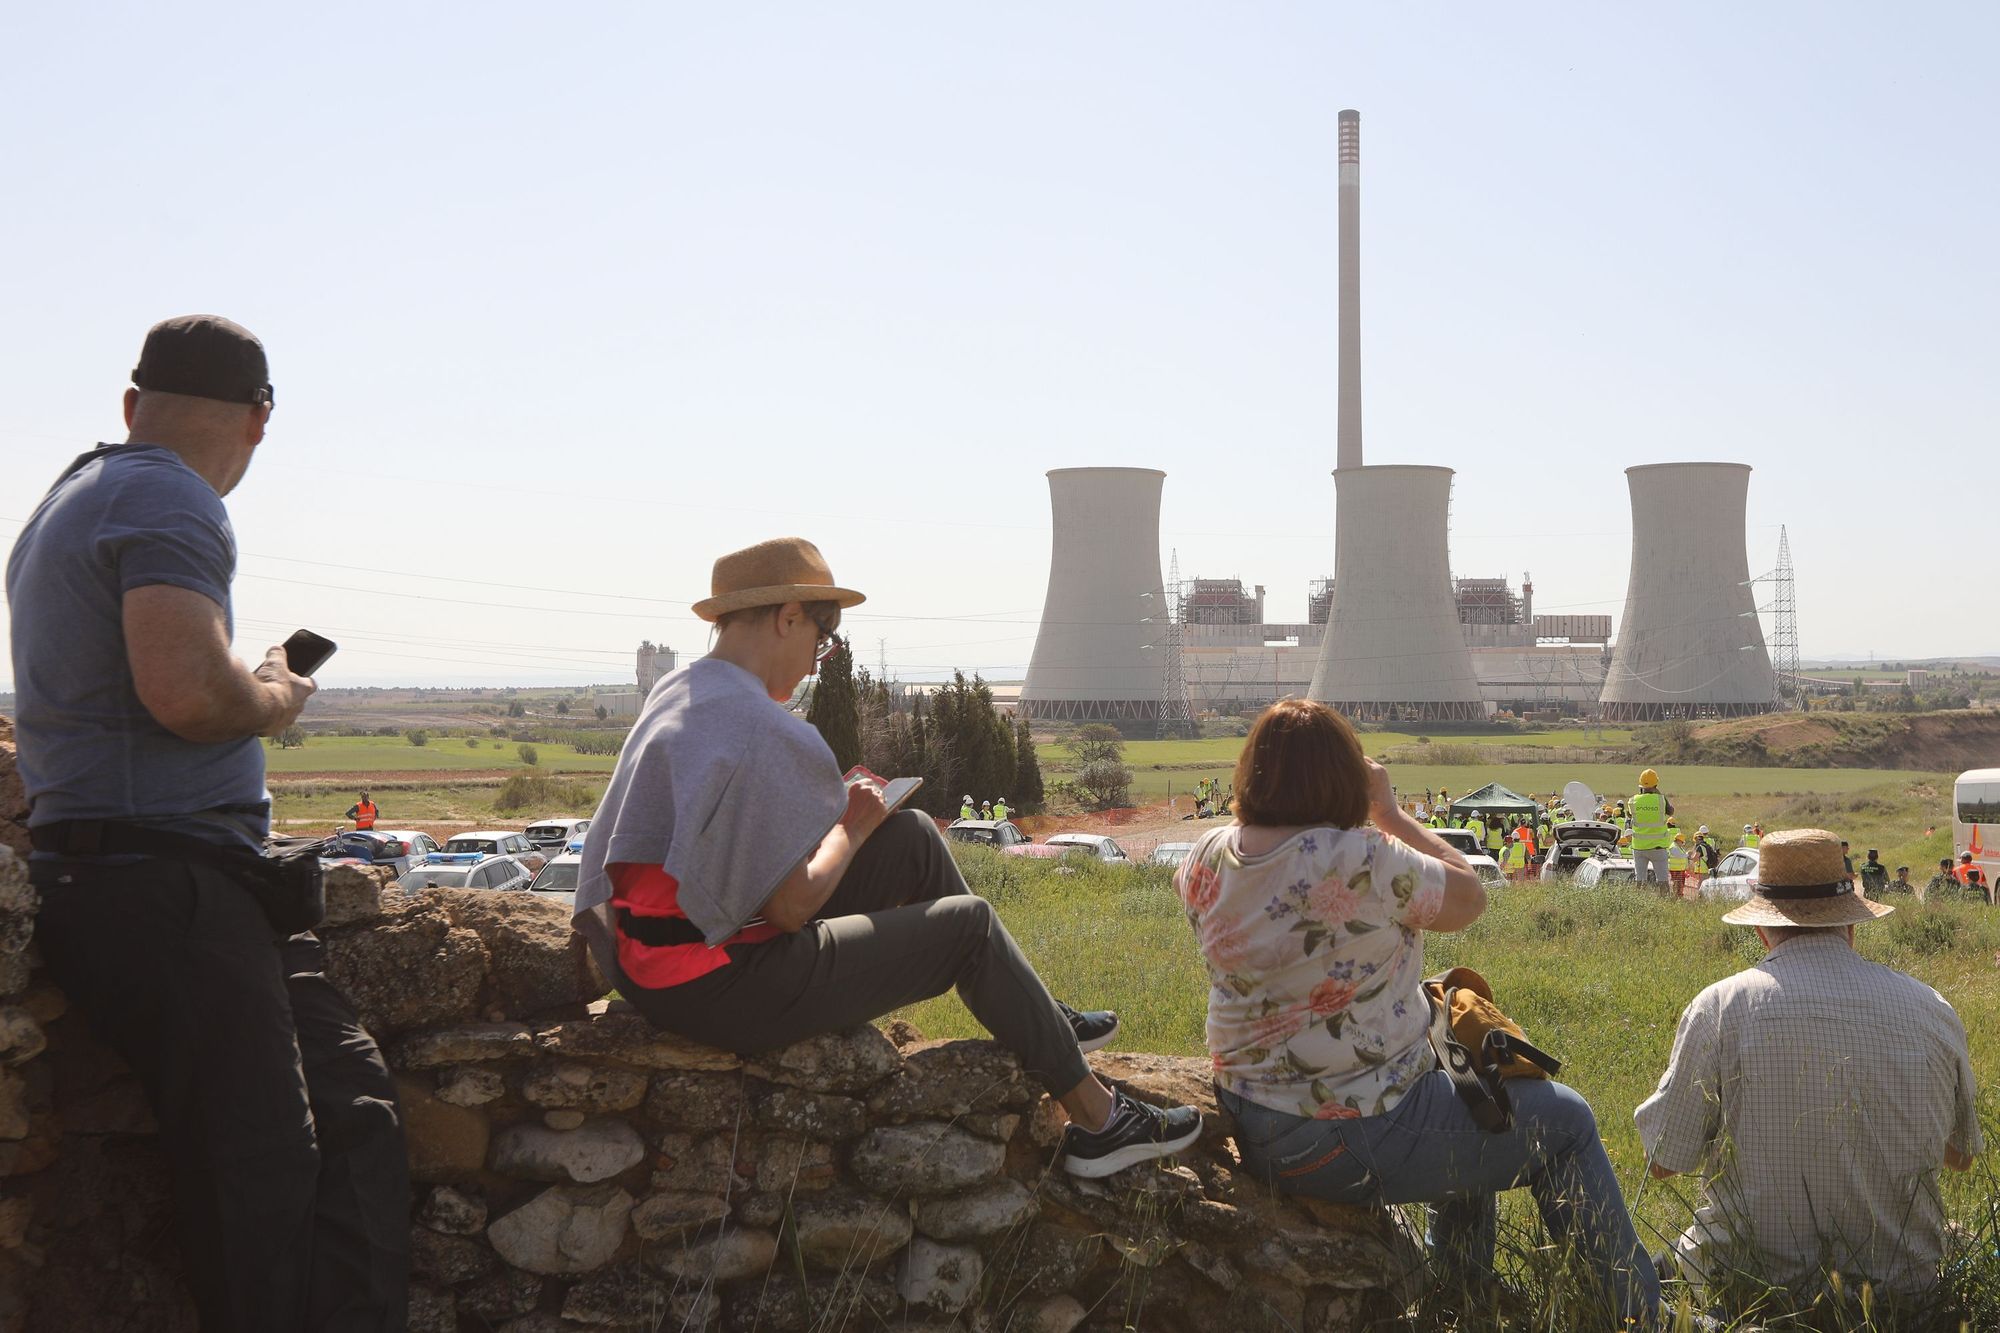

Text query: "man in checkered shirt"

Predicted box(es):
[1636, 828, 1982, 1307]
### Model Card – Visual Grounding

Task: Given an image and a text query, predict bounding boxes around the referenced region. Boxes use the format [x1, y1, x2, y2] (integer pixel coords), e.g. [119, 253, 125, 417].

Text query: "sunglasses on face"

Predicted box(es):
[810, 609, 843, 661]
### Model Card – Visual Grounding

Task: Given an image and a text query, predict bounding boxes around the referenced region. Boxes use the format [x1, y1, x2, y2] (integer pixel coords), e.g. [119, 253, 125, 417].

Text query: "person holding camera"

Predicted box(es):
[6, 317, 409, 1331]
[1179, 699, 1657, 1324]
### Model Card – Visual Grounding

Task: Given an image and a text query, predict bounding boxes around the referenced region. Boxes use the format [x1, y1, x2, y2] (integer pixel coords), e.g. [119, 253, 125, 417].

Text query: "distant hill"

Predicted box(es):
[1676, 710, 2000, 771]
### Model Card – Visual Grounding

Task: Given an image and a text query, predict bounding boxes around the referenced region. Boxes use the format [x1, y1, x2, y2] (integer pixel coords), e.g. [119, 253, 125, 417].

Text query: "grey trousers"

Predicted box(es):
[620, 810, 1091, 1096]
[1632, 846, 1671, 884]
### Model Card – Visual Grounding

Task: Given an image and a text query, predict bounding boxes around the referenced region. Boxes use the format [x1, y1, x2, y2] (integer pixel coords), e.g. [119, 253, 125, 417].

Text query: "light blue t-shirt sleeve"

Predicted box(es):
[100, 467, 236, 613]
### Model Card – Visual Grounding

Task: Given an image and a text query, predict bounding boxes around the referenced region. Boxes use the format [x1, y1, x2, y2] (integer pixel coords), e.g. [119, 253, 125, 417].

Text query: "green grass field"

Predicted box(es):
[902, 851, 2000, 1326]
[262, 734, 619, 774]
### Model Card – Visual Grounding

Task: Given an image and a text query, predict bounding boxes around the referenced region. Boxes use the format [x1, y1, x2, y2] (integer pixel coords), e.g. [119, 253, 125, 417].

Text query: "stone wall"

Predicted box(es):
[0, 723, 1418, 1330]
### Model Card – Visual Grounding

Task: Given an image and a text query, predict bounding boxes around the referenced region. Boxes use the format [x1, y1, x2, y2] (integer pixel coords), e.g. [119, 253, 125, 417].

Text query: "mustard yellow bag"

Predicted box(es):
[1422, 966, 1561, 1133]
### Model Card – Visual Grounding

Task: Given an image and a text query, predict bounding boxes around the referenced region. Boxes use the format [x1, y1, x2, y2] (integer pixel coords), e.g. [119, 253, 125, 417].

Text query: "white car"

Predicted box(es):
[398, 854, 536, 895]
[1570, 855, 1639, 889]
[527, 852, 581, 908]
[1148, 842, 1196, 867]
[1433, 829, 1505, 884]
[1701, 847, 1760, 901]
[445, 830, 547, 873]
[1043, 833, 1133, 864]
[524, 817, 591, 852]
[1538, 822, 1626, 882]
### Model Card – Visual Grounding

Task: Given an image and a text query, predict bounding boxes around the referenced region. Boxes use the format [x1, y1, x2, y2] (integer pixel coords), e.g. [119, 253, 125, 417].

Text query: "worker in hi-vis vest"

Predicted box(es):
[1667, 826, 1690, 896]
[1504, 834, 1529, 882]
[993, 798, 1010, 823]
[960, 795, 976, 821]
[345, 790, 378, 830]
[1483, 816, 1505, 857]
[1627, 768, 1676, 888]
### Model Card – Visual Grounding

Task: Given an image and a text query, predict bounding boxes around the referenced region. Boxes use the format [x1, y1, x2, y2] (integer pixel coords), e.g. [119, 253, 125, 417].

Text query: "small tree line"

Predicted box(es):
[808, 640, 1044, 818]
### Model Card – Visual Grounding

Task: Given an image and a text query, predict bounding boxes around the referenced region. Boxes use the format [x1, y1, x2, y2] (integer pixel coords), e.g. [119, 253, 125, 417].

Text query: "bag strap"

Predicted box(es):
[1483, 1028, 1562, 1078]
[1425, 984, 1512, 1133]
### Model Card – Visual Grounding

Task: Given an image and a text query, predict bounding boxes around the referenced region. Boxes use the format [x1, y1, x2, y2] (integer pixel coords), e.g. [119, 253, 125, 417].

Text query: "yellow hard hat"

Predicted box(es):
[1640, 768, 1659, 788]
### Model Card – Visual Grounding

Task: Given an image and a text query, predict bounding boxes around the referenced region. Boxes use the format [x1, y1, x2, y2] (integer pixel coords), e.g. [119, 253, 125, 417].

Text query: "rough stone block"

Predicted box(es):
[446, 889, 608, 1017]
[543, 1109, 587, 1130]
[1012, 1222, 1104, 1298]
[320, 863, 389, 928]
[911, 1179, 1037, 1242]
[850, 1122, 1006, 1196]
[1021, 1293, 1087, 1333]
[866, 1039, 1033, 1121]
[323, 901, 488, 1035]
[0, 1073, 27, 1142]
[410, 1225, 496, 1284]
[720, 1274, 897, 1333]
[752, 1085, 868, 1141]
[398, 1022, 536, 1068]
[649, 1227, 777, 1284]
[486, 1184, 633, 1275]
[645, 1069, 746, 1131]
[791, 1191, 914, 1269]
[560, 1258, 712, 1327]
[631, 1190, 731, 1241]
[492, 1118, 647, 1183]
[652, 1133, 741, 1195]
[746, 1025, 901, 1094]
[406, 1282, 457, 1333]
[752, 1136, 837, 1194]
[521, 1060, 648, 1112]
[458, 1267, 543, 1322]
[537, 1012, 740, 1071]
[436, 1066, 507, 1106]
[896, 1236, 981, 1313]
[417, 1184, 487, 1235]
[0, 1010, 45, 1069]
[396, 1075, 490, 1183]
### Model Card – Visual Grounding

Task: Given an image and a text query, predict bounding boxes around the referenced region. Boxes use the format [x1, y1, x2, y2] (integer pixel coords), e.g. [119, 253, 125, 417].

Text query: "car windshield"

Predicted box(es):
[533, 863, 580, 892]
[448, 840, 498, 854]
[405, 868, 472, 888]
[1596, 868, 1637, 885]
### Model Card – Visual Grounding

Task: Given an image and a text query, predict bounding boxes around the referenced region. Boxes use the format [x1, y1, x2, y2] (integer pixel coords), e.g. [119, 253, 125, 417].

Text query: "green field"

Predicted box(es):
[902, 851, 2000, 1326]
[263, 734, 618, 774]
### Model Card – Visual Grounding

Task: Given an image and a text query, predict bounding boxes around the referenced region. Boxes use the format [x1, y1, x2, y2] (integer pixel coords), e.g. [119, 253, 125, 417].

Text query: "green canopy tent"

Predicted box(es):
[1449, 782, 1540, 823]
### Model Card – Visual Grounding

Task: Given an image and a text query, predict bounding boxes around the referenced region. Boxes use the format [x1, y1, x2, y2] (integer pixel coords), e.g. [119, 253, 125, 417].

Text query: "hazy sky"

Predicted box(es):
[3, 3, 1993, 690]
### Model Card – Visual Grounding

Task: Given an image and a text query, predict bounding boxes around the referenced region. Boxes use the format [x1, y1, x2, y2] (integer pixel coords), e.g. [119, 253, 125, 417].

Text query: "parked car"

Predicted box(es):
[1538, 821, 1626, 882]
[444, 830, 547, 873]
[320, 829, 439, 878]
[527, 853, 582, 909]
[397, 853, 536, 895]
[946, 819, 1030, 849]
[1433, 828, 1505, 884]
[1148, 841, 1196, 867]
[1000, 843, 1088, 871]
[1042, 833, 1132, 864]
[1570, 855, 1639, 889]
[1700, 846, 1760, 901]
[524, 817, 591, 852]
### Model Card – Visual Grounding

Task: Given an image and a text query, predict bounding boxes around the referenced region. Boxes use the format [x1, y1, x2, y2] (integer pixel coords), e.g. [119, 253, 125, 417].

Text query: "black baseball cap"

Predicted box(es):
[131, 315, 273, 407]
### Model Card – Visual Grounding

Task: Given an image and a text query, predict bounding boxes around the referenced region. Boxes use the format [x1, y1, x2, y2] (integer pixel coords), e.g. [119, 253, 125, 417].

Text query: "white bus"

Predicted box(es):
[1951, 769, 2000, 890]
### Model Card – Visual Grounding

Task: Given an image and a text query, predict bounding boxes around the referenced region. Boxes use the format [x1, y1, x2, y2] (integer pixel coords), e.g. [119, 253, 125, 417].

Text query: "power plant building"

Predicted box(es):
[1020, 467, 1168, 724]
[1600, 462, 1777, 721]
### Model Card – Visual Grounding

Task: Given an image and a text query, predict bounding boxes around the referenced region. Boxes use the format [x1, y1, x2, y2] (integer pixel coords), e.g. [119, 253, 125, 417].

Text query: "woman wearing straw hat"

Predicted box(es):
[1636, 828, 1982, 1310]
[575, 538, 1201, 1178]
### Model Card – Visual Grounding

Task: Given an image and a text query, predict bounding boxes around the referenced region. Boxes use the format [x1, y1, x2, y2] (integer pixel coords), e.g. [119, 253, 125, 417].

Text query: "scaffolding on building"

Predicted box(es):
[1307, 577, 1335, 626]
[1453, 577, 1522, 626]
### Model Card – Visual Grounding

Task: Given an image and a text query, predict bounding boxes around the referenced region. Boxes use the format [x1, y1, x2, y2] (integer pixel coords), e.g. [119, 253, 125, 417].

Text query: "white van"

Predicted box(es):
[1951, 770, 2000, 892]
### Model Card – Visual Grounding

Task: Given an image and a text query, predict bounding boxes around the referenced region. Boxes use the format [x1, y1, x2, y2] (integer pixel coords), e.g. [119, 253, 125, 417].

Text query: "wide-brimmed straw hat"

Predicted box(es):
[691, 537, 866, 623]
[1720, 828, 1894, 928]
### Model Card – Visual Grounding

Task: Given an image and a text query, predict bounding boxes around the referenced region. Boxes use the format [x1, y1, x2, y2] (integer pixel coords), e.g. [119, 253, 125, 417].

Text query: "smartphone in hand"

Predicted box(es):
[281, 629, 338, 676]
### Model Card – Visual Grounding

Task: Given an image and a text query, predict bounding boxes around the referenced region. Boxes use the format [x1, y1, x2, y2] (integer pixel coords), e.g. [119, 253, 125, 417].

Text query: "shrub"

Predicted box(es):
[489, 725, 506, 737]
[375, 725, 399, 737]
[465, 737, 479, 748]
[494, 772, 600, 814]
[517, 744, 539, 766]
[1073, 758, 1133, 811]
[404, 729, 429, 747]
[569, 730, 630, 757]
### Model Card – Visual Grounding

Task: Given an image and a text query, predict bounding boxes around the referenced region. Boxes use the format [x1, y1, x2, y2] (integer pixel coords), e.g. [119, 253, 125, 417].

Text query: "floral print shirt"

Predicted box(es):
[1177, 823, 1447, 1120]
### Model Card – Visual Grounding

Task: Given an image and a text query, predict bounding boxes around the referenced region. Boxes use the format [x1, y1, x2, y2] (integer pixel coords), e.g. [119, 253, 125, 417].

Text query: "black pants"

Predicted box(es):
[31, 856, 410, 1332]
[620, 810, 1091, 1096]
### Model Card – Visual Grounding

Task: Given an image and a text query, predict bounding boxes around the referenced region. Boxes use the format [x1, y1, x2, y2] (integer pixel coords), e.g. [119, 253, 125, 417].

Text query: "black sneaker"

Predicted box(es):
[1060, 1090, 1203, 1178]
[1057, 1000, 1120, 1054]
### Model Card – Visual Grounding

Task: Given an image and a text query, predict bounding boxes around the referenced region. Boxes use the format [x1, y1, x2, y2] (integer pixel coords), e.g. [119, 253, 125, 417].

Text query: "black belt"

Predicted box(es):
[30, 818, 261, 866]
[616, 907, 709, 948]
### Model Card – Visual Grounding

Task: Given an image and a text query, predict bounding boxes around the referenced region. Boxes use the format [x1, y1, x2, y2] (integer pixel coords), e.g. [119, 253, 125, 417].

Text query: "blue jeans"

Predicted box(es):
[1223, 1071, 1659, 1326]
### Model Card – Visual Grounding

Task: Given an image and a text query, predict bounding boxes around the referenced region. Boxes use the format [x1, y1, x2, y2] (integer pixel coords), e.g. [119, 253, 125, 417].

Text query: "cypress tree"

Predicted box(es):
[1013, 715, 1045, 813]
[806, 637, 862, 771]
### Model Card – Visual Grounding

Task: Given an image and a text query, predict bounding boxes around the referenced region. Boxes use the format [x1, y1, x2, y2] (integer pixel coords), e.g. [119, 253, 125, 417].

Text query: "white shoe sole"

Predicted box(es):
[1060, 1118, 1202, 1178]
[1075, 1015, 1120, 1055]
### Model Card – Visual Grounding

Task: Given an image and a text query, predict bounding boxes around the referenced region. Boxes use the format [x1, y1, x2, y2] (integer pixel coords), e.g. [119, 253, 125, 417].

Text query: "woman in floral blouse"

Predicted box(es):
[1178, 700, 1657, 1324]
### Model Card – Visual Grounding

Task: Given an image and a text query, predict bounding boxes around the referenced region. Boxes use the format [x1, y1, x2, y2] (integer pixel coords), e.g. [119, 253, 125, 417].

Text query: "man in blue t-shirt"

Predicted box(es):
[6, 316, 408, 1331]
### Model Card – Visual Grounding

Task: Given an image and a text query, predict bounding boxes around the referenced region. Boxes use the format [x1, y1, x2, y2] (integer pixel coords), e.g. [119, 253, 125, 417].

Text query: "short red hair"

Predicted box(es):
[1232, 698, 1369, 829]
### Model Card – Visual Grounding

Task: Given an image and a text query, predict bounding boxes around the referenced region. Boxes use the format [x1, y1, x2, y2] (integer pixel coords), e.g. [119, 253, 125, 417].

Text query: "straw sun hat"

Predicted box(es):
[1720, 828, 1894, 928]
[691, 537, 867, 622]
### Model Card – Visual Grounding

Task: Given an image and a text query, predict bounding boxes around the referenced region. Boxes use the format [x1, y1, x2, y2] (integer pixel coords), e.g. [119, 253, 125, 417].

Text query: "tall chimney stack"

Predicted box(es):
[1336, 109, 1362, 470]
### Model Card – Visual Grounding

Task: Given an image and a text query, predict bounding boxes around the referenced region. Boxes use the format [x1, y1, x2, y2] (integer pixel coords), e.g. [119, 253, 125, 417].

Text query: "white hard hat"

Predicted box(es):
[1743, 824, 1752, 831]
[1698, 825, 1709, 835]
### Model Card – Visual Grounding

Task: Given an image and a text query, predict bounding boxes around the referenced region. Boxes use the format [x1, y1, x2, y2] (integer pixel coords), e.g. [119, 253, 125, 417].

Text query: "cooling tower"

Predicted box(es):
[1021, 467, 1167, 724]
[1308, 466, 1486, 720]
[1600, 462, 1776, 721]
[1337, 109, 1362, 471]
